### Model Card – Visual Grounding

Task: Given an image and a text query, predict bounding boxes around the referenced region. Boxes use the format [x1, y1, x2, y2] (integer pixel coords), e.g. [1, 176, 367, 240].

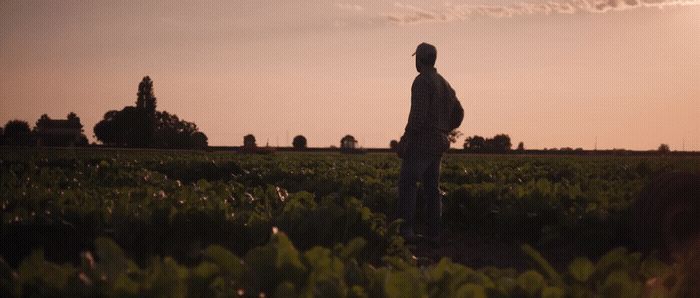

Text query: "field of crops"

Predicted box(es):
[1, 148, 699, 297]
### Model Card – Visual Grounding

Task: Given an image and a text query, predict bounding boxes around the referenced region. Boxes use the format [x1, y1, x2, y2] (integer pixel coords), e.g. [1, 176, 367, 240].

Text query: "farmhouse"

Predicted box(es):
[35, 114, 86, 147]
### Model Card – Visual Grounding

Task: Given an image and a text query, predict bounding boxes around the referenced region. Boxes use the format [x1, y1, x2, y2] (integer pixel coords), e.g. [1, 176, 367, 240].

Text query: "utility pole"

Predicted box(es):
[594, 136, 598, 151]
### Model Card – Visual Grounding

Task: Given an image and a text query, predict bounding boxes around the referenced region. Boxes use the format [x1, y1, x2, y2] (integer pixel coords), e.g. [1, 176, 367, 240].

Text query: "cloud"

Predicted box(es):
[386, 0, 700, 24]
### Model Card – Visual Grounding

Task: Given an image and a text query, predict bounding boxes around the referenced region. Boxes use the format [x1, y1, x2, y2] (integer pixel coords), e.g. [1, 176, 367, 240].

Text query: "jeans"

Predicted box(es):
[396, 152, 443, 239]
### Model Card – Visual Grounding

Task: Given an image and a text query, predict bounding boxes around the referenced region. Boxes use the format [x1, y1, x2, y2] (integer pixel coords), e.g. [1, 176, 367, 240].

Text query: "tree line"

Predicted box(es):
[0, 113, 89, 147]
[0, 76, 208, 149]
[0, 76, 679, 153]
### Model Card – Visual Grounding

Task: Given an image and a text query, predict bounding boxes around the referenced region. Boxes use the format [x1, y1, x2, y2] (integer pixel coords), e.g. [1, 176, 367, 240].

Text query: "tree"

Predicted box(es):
[390, 140, 399, 150]
[340, 135, 358, 150]
[658, 144, 670, 153]
[244, 134, 257, 149]
[292, 135, 307, 149]
[464, 135, 486, 152]
[517, 142, 525, 151]
[4, 120, 31, 146]
[151, 111, 207, 149]
[94, 110, 120, 145]
[191, 132, 208, 149]
[137, 76, 157, 115]
[94, 76, 207, 149]
[93, 106, 150, 147]
[464, 134, 512, 153]
[35, 114, 51, 129]
[490, 134, 512, 152]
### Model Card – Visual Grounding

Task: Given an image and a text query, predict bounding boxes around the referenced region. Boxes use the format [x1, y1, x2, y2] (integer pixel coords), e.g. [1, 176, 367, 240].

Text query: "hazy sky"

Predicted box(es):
[1, 0, 699, 150]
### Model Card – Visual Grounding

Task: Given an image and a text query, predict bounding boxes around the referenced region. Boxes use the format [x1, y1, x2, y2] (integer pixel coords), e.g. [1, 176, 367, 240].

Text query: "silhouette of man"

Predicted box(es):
[396, 42, 461, 245]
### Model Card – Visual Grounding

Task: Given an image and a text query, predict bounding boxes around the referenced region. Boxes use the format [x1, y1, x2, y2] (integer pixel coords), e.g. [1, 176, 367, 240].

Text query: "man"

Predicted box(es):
[396, 42, 463, 245]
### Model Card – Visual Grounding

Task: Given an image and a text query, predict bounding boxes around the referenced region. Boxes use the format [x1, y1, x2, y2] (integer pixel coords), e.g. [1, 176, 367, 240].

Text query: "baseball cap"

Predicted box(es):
[412, 42, 437, 60]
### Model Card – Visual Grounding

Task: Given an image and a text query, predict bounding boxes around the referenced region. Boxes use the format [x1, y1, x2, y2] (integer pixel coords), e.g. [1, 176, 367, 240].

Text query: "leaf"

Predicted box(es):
[601, 271, 641, 298]
[521, 244, 564, 287]
[348, 285, 368, 298]
[517, 270, 545, 297]
[273, 281, 297, 298]
[384, 271, 423, 298]
[202, 245, 243, 280]
[113, 273, 140, 296]
[94, 237, 131, 281]
[382, 256, 412, 271]
[455, 283, 486, 298]
[494, 276, 517, 295]
[191, 261, 219, 280]
[196, 179, 210, 190]
[568, 257, 595, 283]
[339, 237, 367, 261]
[466, 272, 495, 289]
[16, 250, 75, 295]
[427, 258, 452, 281]
[541, 286, 565, 298]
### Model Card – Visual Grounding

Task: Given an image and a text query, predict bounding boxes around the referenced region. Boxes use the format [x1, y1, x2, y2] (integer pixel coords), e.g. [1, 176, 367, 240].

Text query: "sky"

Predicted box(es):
[1, 0, 699, 150]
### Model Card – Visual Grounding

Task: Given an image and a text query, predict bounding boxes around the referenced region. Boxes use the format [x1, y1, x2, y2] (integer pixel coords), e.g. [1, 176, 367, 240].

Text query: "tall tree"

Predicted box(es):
[136, 76, 157, 115]
[244, 134, 257, 148]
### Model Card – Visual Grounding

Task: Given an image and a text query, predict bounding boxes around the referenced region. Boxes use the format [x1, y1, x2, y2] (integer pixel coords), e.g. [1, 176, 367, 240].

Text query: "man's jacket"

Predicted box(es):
[401, 67, 460, 156]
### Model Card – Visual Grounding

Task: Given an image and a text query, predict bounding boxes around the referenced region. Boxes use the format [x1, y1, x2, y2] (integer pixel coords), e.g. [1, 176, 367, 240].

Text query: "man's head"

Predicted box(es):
[413, 42, 437, 72]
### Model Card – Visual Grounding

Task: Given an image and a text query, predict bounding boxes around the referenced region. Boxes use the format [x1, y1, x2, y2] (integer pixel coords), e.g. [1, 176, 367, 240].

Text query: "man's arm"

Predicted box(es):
[404, 76, 432, 135]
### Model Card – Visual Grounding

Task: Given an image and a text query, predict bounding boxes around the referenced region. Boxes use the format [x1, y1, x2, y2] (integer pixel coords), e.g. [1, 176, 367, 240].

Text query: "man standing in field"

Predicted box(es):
[396, 42, 463, 245]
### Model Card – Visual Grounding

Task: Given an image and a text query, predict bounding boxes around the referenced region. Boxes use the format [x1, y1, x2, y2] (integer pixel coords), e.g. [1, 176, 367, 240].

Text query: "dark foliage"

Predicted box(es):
[340, 135, 357, 151]
[3, 120, 31, 146]
[243, 134, 257, 149]
[464, 134, 512, 153]
[633, 171, 700, 261]
[93, 77, 207, 149]
[292, 135, 307, 149]
[136, 76, 157, 115]
[390, 140, 399, 151]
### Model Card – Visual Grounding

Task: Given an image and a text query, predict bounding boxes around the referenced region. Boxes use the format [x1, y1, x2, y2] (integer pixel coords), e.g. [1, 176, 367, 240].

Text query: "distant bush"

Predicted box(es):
[292, 135, 307, 149]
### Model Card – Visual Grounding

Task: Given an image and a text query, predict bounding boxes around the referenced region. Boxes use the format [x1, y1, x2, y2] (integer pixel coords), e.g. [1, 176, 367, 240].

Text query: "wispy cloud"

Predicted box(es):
[387, 0, 700, 24]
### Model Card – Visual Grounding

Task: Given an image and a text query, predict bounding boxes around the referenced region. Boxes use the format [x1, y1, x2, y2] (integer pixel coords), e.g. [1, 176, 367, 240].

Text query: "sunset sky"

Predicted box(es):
[1, 0, 698, 150]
